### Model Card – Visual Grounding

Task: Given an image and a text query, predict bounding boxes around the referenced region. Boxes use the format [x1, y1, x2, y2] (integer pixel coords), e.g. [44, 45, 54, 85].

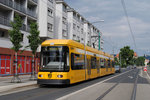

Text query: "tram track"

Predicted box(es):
[131, 69, 139, 100]
[96, 69, 139, 100]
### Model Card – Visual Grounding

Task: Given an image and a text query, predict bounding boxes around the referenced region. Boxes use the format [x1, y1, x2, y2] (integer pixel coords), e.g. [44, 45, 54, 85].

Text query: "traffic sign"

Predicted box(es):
[144, 67, 147, 72]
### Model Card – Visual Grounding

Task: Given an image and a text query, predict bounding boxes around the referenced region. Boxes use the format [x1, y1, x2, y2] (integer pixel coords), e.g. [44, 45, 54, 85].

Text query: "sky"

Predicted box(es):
[65, 0, 150, 56]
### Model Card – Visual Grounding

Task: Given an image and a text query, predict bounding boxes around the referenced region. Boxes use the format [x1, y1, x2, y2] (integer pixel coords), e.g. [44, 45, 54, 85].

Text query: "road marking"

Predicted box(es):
[128, 76, 133, 79]
[146, 71, 150, 80]
[56, 69, 133, 100]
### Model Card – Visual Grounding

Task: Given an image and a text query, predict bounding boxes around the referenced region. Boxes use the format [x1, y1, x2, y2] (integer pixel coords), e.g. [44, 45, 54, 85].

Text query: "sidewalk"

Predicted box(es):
[0, 75, 37, 93]
[147, 66, 150, 77]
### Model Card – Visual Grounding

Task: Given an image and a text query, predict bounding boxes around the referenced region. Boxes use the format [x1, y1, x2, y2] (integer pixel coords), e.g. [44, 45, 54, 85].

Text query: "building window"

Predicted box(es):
[77, 26, 80, 32]
[62, 17, 66, 25]
[0, 31, 5, 37]
[48, 0, 53, 3]
[81, 28, 83, 34]
[73, 23, 76, 30]
[63, 4, 67, 12]
[48, 8, 53, 17]
[47, 23, 53, 32]
[62, 29, 67, 37]
[73, 12, 76, 17]
[73, 34, 76, 40]
[0, 31, 9, 38]
[77, 36, 80, 40]
[21, 33, 24, 42]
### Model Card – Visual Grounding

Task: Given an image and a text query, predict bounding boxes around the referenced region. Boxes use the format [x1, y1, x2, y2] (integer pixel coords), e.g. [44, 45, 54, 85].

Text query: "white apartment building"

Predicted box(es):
[38, 0, 56, 40]
[100, 35, 104, 50]
[83, 21, 91, 46]
[67, 5, 104, 50]
[0, 0, 39, 76]
[0, 0, 38, 50]
[67, 8, 85, 44]
[55, 0, 68, 39]
[90, 25, 104, 50]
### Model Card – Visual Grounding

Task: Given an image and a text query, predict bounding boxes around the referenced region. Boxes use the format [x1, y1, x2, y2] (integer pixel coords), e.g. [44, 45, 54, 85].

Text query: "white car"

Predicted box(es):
[115, 65, 121, 73]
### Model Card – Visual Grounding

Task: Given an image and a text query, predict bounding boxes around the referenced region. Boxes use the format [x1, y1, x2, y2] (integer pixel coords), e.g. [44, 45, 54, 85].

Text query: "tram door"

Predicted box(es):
[87, 58, 91, 79]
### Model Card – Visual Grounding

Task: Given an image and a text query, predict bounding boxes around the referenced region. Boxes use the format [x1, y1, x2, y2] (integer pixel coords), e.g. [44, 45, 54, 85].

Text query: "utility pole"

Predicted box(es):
[119, 53, 121, 72]
[90, 20, 104, 51]
[98, 32, 101, 50]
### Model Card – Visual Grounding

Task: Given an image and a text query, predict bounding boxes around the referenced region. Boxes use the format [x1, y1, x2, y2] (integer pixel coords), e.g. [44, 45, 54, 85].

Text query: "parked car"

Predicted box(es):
[115, 65, 121, 73]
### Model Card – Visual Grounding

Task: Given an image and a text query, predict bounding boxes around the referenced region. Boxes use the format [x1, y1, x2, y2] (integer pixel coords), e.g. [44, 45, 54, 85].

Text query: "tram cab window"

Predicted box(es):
[71, 53, 84, 70]
[100, 58, 105, 68]
[40, 46, 69, 72]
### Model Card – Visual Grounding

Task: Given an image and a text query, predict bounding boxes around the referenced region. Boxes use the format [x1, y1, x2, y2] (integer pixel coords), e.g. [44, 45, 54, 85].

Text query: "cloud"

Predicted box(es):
[65, 0, 150, 55]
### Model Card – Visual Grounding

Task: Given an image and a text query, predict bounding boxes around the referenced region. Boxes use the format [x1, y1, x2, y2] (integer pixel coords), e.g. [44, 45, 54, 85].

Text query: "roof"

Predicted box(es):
[42, 39, 113, 58]
[42, 39, 84, 48]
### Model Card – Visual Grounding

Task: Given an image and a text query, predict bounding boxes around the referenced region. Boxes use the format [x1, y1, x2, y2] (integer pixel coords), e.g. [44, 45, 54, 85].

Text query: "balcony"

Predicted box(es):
[0, 15, 11, 27]
[27, 8, 37, 18]
[14, 2, 26, 14]
[0, 0, 13, 8]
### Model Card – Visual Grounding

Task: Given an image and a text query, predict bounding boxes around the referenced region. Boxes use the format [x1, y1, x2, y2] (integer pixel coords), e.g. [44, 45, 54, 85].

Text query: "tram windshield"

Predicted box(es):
[40, 46, 69, 72]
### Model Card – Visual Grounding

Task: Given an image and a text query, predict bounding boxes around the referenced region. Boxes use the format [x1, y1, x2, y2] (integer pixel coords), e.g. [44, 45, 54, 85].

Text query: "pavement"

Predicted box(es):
[56, 68, 150, 100]
[0, 67, 150, 100]
[0, 74, 37, 93]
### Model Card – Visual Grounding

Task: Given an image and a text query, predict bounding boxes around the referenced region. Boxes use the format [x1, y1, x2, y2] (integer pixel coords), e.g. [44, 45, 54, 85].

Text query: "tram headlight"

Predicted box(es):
[39, 74, 43, 77]
[57, 75, 63, 78]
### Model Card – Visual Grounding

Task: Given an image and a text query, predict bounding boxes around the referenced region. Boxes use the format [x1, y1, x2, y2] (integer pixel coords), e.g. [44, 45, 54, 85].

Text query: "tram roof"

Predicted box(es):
[41, 39, 113, 58]
[41, 39, 84, 48]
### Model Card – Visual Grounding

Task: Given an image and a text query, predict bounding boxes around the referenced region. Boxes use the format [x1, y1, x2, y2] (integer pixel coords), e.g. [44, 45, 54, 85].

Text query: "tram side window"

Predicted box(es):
[108, 59, 111, 68]
[100, 58, 105, 68]
[71, 53, 84, 70]
[112, 61, 115, 68]
[91, 57, 96, 69]
[104, 59, 107, 68]
[96, 59, 100, 69]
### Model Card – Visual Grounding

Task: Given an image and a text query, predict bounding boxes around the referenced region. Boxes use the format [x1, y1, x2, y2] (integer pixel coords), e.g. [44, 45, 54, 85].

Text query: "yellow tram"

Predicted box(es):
[37, 39, 115, 85]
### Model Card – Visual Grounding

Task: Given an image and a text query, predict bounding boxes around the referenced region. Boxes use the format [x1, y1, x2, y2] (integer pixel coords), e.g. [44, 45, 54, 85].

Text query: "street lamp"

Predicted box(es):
[90, 20, 104, 50]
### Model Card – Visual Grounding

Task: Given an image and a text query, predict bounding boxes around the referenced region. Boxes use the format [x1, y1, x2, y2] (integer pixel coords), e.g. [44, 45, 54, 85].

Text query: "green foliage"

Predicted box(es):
[27, 22, 41, 55]
[135, 56, 145, 66]
[9, 14, 23, 52]
[87, 43, 91, 47]
[76, 40, 80, 42]
[148, 61, 150, 66]
[119, 46, 134, 67]
[114, 57, 120, 65]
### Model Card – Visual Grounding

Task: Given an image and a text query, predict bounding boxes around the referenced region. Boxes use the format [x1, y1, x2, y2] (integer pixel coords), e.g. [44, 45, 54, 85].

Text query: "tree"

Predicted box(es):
[135, 56, 145, 66]
[9, 14, 23, 83]
[119, 46, 134, 67]
[27, 22, 41, 80]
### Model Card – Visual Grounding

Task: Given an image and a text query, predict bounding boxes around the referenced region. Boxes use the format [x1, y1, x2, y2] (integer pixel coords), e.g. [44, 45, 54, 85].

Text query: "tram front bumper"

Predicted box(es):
[37, 79, 70, 85]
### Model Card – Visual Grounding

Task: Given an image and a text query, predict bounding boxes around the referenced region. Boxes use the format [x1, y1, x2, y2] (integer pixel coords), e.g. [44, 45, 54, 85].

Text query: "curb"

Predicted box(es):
[0, 81, 37, 93]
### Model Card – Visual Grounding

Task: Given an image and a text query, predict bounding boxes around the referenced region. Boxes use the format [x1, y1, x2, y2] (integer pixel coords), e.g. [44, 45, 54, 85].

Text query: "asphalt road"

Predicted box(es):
[0, 68, 150, 100]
